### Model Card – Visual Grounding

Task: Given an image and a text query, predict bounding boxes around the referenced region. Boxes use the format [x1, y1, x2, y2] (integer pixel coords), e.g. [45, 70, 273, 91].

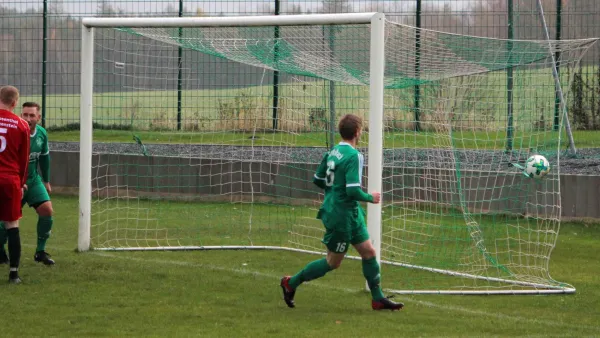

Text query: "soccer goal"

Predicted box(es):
[78, 13, 597, 294]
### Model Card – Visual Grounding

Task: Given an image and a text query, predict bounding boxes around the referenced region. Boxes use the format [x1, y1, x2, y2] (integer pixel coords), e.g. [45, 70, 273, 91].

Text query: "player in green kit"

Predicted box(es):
[280, 114, 403, 311]
[0, 102, 55, 266]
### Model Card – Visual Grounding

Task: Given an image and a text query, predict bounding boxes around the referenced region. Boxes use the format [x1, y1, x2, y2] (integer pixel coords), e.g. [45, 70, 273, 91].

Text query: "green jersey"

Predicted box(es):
[27, 124, 50, 184]
[313, 142, 372, 227]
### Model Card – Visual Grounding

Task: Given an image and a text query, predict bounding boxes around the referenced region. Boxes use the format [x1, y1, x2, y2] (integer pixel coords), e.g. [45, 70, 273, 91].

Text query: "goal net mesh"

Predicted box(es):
[87, 20, 596, 293]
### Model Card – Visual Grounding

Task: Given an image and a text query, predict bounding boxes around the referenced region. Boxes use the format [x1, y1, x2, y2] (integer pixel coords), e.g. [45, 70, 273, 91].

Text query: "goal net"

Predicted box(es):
[78, 13, 597, 294]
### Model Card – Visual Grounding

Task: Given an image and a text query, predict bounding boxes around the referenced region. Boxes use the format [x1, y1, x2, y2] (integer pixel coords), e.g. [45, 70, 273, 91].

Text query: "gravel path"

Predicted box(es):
[50, 141, 600, 175]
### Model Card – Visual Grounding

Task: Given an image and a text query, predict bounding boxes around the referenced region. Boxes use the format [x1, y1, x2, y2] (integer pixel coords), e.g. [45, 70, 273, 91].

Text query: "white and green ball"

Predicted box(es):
[525, 155, 550, 179]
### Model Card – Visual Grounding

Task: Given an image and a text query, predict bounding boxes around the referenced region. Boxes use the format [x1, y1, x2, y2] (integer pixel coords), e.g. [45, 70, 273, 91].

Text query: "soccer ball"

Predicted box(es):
[525, 155, 550, 179]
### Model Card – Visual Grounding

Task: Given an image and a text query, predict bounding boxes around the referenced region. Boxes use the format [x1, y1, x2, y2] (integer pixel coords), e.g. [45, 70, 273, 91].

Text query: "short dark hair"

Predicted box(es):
[22, 102, 41, 111]
[338, 114, 363, 140]
[0, 86, 19, 106]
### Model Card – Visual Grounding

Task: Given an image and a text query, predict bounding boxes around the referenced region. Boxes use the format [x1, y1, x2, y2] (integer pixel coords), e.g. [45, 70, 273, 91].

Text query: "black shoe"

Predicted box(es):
[8, 276, 22, 284]
[8, 271, 21, 284]
[280, 276, 296, 308]
[372, 295, 404, 311]
[0, 249, 8, 265]
[34, 251, 55, 265]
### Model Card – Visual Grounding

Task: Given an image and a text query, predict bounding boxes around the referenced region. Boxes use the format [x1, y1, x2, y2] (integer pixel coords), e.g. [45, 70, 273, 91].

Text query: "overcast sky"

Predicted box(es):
[5, 0, 477, 16]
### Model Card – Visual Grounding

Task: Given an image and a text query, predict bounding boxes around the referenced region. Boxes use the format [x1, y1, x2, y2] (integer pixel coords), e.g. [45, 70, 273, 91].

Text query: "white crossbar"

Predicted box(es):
[83, 13, 379, 28]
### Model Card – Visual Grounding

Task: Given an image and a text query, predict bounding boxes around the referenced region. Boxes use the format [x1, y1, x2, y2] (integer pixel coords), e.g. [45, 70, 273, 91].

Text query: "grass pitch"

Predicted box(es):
[2, 196, 600, 337]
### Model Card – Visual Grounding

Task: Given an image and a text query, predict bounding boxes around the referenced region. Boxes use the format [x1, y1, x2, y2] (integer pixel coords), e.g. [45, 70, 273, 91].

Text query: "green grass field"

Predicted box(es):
[4, 195, 600, 337]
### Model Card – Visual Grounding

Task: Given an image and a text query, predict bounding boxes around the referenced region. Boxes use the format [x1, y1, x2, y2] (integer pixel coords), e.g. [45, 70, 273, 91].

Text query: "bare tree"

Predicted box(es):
[471, 0, 508, 38]
[97, 0, 122, 17]
[256, 2, 274, 15]
[318, 0, 352, 14]
[163, 4, 179, 16]
[421, 3, 463, 34]
[282, 1, 304, 15]
[161, 4, 192, 16]
[49, 0, 65, 15]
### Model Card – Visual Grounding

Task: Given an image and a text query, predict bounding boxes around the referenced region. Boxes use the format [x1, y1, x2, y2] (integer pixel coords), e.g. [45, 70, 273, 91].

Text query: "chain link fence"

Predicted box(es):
[1, 0, 599, 132]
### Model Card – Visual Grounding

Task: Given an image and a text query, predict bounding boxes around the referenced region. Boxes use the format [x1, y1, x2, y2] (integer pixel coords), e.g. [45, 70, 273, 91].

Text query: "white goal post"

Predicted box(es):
[77, 13, 594, 295]
[78, 13, 386, 259]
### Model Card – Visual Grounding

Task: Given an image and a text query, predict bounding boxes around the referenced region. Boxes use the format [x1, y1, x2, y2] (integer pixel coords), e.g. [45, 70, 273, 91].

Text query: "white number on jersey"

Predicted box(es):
[0, 128, 7, 153]
[325, 160, 335, 187]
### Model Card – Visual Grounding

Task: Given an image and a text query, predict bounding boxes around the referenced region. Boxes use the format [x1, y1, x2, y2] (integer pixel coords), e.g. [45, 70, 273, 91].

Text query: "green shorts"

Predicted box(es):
[320, 206, 370, 254]
[22, 180, 50, 209]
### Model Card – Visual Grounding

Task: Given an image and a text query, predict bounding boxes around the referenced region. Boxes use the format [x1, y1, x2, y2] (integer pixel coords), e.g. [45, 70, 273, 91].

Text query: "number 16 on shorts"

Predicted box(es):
[335, 242, 347, 253]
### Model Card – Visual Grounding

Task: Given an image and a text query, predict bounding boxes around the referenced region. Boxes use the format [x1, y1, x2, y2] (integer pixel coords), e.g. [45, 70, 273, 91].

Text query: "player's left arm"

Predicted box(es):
[312, 152, 329, 189]
[345, 153, 373, 203]
[39, 130, 51, 193]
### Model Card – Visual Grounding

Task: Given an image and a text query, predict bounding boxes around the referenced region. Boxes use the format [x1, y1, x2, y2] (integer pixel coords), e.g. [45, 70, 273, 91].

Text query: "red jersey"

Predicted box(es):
[0, 109, 30, 186]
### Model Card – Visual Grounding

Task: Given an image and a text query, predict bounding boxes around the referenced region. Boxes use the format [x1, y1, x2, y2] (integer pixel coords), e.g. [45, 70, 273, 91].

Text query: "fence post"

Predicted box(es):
[272, 0, 280, 131]
[506, 0, 514, 151]
[536, 0, 576, 155]
[414, 0, 422, 132]
[176, 0, 183, 131]
[42, 0, 48, 127]
[554, 0, 562, 131]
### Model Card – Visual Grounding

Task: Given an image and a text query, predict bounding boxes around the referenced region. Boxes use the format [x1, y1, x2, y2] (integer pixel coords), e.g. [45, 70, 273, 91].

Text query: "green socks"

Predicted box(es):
[289, 258, 332, 290]
[287, 256, 385, 301]
[362, 257, 385, 301]
[0, 217, 54, 253]
[0, 217, 54, 252]
[36, 216, 53, 252]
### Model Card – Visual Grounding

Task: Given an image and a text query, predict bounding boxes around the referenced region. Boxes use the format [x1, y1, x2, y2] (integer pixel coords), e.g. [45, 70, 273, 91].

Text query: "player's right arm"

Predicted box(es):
[312, 152, 329, 189]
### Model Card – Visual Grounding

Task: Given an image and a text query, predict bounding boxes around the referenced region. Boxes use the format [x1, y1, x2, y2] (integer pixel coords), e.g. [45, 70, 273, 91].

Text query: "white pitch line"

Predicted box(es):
[87, 251, 600, 333]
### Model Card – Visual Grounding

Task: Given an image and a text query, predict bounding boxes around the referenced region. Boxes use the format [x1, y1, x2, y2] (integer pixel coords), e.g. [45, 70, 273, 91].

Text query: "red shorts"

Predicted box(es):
[0, 176, 23, 222]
